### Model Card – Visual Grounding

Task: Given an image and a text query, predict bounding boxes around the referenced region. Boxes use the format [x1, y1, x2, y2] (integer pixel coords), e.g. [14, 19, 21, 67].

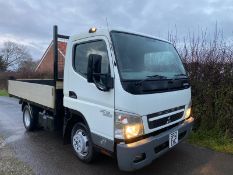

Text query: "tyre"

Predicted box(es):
[71, 123, 96, 163]
[23, 105, 37, 131]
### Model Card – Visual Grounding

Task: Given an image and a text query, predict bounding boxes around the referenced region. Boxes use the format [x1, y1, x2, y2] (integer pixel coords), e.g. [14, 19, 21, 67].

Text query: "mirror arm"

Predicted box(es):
[107, 76, 114, 89]
[93, 75, 114, 92]
[93, 78, 108, 91]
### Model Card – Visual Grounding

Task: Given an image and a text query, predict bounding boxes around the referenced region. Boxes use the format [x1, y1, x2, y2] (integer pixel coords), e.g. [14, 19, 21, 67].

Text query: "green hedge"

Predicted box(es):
[177, 36, 233, 138]
[191, 81, 233, 137]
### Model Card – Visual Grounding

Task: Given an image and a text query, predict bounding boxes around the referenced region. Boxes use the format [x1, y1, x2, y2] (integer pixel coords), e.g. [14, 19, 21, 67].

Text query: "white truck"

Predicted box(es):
[8, 26, 193, 171]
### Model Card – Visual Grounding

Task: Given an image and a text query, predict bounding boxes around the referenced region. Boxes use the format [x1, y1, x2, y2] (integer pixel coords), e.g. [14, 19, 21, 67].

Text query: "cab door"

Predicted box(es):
[64, 36, 115, 151]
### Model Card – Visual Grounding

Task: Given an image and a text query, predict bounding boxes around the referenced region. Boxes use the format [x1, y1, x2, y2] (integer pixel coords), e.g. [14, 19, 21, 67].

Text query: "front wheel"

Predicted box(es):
[71, 123, 97, 163]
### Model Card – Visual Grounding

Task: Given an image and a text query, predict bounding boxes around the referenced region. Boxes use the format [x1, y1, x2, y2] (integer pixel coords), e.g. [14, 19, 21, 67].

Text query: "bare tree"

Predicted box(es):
[0, 55, 7, 72]
[18, 58, 38, 73]
[0, 41, 32, 71]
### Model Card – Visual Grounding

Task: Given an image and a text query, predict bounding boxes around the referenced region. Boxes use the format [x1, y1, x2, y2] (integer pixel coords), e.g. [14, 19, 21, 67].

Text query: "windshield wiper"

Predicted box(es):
[136, 75, 168, 86]
[173, 73, 188, 78]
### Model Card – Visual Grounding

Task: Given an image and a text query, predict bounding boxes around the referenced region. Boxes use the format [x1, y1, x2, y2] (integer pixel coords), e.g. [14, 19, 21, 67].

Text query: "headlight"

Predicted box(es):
[185, 101, 192, 119]
[115, 112, 144, 140]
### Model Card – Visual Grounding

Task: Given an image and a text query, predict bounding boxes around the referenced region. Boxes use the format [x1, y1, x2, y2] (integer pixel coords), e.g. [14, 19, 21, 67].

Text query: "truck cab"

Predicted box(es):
[63, 28, 193, 171]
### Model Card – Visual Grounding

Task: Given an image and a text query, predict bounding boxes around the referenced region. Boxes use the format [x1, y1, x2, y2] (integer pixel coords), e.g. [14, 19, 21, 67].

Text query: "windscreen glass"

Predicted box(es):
[111, 32, 186, 80]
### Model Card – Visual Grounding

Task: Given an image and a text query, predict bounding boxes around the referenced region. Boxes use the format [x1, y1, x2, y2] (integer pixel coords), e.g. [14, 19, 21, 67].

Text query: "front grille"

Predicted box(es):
[147, 106, 185, 129]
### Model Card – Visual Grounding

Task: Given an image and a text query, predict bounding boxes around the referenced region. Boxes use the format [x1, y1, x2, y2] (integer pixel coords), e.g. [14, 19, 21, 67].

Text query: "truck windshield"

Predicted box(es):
[111, 31, 186, 81]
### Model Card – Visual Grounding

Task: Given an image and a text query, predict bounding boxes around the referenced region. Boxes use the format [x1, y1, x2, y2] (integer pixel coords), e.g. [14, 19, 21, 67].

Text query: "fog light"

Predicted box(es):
[133, 153, 146, 163]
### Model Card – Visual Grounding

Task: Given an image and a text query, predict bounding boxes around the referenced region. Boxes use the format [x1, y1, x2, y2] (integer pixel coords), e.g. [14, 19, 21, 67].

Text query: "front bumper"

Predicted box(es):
[117, 117, 194, 171]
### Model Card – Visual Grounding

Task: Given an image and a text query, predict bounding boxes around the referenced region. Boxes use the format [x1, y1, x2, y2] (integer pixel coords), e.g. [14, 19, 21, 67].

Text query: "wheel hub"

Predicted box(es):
[73, 130, 89, 156]
[24, 110, 31, 127]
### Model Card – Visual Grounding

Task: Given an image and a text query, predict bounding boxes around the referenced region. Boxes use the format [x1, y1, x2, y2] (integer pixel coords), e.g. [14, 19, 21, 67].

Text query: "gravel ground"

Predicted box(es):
[0, 136, 34, 175]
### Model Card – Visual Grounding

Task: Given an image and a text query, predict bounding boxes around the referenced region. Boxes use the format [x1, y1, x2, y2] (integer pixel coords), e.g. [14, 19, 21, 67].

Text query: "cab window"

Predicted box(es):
[73, 40, 110, 78]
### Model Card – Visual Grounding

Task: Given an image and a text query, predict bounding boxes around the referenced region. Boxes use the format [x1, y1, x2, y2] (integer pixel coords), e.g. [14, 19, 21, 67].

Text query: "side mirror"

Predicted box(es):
[87, 54, 114, 91]
[87, 54, 102, 83]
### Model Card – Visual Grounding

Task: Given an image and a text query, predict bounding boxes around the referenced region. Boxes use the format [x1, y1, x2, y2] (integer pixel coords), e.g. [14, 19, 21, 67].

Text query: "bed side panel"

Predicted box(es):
[8, 80, 55, 109]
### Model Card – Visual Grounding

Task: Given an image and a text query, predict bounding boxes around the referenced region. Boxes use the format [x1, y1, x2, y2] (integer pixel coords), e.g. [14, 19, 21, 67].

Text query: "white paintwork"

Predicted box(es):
[64, 28, 191, 141]
[64, 35, 115, 142]
[114, 66, 191, 134]
[8, 80, 55, 108]
[70, 28, 170, 45]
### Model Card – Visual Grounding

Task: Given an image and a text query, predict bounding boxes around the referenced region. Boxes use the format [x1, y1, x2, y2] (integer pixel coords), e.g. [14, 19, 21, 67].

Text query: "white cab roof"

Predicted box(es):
[70, 28, 171, 44]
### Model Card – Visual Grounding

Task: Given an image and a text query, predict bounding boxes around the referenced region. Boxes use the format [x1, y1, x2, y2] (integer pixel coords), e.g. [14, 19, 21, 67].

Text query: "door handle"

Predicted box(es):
[69, 91, 77, 99]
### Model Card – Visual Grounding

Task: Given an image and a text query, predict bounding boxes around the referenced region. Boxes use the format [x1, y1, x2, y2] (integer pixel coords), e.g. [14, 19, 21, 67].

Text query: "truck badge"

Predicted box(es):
[167, 116, 171, 124]
[100, 110, 112, 118]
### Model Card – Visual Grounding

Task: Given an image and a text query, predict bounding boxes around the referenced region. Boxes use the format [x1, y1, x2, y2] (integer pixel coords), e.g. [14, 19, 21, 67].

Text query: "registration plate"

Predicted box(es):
[169, 130, 178, 148]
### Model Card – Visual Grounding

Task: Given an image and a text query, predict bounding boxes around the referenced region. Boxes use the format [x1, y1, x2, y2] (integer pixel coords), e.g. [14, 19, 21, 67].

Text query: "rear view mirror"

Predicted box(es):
[87, 54, 113, 91]
[87, 54, 102, 83]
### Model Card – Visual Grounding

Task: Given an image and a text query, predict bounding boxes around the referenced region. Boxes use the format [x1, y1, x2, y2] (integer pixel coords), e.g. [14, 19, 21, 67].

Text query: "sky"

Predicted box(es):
[0, 0, 233, 60]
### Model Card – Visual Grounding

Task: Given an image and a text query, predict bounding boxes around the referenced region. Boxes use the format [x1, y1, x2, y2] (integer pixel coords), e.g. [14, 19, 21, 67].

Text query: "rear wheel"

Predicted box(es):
[23, 104, 38, 131]
[71, 123, 96, 163]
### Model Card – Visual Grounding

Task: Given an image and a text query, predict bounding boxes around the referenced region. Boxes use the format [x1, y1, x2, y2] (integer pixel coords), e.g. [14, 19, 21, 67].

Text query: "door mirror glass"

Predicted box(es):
[87, 54, 102, 82]
[87, 54, 113, 91]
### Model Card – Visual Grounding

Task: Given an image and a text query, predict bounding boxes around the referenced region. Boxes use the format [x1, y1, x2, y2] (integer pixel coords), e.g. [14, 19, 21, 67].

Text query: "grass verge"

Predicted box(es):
[0, 89, 8, 96]
[188, 130, 233, 154]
